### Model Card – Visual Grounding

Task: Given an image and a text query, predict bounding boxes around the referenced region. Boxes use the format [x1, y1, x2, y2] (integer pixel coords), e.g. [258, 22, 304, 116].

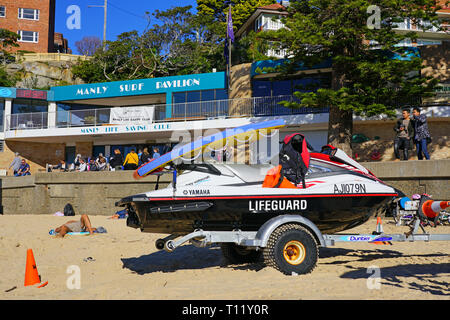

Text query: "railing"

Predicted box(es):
[7, 95, 329, 130]
[8, 112, 48, 130]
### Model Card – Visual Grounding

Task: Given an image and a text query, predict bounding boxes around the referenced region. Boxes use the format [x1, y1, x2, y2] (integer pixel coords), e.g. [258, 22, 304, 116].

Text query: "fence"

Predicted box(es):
[7, 95, 328, 130]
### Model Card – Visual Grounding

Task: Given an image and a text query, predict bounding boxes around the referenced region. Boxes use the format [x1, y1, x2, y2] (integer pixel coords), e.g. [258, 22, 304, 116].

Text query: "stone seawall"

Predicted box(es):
[362, 159, 450, 200]
[0, 160, 448, 215]
[0, 171, 171, 215]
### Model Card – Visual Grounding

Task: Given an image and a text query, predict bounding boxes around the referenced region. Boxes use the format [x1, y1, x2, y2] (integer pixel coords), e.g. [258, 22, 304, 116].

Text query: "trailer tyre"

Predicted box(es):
[263, 224, 318, 275]
[221, 243, 262, 264]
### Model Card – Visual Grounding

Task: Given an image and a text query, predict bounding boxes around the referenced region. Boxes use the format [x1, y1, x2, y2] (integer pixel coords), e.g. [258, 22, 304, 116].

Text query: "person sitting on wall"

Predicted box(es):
[51, 160, 68, 172]
[9, 152, 22, 176]
[393, 107, 414, 161]
[88, 158, 99, 171]
[97, 157, 108, 171]
[15, 159, 31, 176]
[73, 154, 82, 170]
[95, 153, 105, 166]
[78, 158, 88, 172]
[123, 149, 139, 170]
[109, 149, 123, 171]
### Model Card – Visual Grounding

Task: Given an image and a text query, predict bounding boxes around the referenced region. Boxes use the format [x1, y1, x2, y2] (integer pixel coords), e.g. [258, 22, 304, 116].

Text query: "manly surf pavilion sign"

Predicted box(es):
[50, 72, 226, 102]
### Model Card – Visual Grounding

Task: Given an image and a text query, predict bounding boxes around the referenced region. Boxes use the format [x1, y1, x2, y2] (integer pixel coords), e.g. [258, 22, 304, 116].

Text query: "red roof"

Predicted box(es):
[258, 3, 287, 11]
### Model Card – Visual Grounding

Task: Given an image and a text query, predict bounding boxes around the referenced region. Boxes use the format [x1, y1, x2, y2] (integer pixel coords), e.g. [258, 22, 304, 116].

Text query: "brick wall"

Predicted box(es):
[0, 0, 56, 53]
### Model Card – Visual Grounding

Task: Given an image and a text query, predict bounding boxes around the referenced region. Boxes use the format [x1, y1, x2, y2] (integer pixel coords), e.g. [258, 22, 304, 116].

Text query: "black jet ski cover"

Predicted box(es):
[279, 133, 311, 188]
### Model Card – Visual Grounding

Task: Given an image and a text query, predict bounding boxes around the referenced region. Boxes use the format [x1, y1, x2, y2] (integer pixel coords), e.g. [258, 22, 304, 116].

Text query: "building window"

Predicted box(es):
[12, 99, 48, 114]
[255, 16, 263, 32]
[18, 8, 40, 20]
[172, 89, 229, 119]
[172, 89, 228, 104]
[0, 6, 5, 18]
[10, 99, 48, 130]
[17, 30, 39, 43]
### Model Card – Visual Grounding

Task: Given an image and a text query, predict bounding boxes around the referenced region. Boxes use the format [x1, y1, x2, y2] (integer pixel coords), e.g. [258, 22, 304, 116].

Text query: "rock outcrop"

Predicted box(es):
[5, 60, 84, 89]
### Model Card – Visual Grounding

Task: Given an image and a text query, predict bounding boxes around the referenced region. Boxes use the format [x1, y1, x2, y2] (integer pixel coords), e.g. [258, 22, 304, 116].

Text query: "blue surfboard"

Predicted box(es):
[134, 119, 286, 178]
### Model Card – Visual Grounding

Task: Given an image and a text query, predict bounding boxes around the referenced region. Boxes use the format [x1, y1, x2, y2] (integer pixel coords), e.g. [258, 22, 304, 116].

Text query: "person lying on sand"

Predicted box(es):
[54, 214, 97, 237]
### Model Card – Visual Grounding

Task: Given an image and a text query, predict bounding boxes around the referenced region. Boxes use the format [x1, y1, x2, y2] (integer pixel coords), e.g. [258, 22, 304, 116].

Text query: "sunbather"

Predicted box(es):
[54, 214, 97, 237]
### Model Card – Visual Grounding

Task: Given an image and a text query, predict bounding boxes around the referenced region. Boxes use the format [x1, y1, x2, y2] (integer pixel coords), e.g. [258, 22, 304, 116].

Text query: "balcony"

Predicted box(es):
[6, 95, 328, 131]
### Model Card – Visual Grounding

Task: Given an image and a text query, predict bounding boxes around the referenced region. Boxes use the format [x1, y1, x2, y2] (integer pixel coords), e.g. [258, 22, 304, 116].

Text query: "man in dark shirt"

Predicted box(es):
[109, 149, 124, 171]
[393, 108, 414, 161]
[15, 159, 31, 176]
[412, 107, 431, 160]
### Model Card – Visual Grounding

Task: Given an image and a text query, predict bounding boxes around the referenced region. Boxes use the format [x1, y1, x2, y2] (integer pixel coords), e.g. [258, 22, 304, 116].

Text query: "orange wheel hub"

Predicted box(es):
[283, 241, 306, 265]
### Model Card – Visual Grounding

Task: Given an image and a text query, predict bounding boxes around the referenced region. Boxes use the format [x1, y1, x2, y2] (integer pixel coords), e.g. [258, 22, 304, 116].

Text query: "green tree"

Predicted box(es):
[0, 29, 19, 52]
[197, 0, 276, 33]
[0, 29, 19, 86]
[265, 0, 442, 155]
[72, 6, 227, 83]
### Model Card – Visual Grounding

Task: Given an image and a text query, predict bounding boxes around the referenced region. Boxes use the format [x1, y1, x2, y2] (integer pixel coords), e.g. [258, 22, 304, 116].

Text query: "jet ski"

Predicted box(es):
[116, 119, 398, 236]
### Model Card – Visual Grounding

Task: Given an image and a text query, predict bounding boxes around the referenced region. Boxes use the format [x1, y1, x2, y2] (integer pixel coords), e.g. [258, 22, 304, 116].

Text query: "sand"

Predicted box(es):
[0, 214, 448, 300]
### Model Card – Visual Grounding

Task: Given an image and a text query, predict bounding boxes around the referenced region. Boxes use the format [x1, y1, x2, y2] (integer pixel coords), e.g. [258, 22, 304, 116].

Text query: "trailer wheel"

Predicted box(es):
[263, 224, 318, 275]
[221, 243, 262, 264]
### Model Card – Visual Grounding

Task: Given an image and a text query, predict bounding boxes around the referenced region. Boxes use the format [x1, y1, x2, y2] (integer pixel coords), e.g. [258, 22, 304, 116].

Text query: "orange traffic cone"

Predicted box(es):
[372, 217, 392, 245]
[24, 249, 41, 287]
[376, 217, 384, 234]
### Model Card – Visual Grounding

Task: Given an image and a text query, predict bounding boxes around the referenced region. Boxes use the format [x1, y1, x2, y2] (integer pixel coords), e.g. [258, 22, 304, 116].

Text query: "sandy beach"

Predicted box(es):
[0, 214, 448, 300]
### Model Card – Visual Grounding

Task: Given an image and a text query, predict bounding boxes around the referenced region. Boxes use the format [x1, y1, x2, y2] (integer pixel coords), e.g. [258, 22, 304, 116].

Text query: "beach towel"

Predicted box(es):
[49, 227, 107, 236]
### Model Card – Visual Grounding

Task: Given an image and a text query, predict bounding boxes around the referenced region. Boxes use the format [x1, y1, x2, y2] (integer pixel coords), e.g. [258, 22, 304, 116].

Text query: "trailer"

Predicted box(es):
[156, 207, 450, 275]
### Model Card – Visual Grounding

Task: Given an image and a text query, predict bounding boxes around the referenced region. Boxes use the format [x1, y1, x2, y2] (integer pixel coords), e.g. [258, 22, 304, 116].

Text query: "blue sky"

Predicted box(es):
[55, 0, 196, 54]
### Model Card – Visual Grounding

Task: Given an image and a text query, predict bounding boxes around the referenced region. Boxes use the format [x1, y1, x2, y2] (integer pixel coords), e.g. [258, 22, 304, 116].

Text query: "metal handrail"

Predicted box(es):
[6, 95, 329, 130]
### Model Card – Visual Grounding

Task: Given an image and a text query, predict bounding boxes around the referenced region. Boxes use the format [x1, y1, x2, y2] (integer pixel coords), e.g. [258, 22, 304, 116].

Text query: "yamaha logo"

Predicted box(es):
[183, 190, 211, 196]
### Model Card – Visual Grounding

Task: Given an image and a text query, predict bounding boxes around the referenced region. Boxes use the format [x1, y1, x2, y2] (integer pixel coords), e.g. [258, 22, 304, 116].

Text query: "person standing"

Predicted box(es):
[140, 147, 151, 164]
[152, 147, 161, 159]
[393, 108, 414, 161]
[9, 152, 22, 175]
[412, 107, 431, 160]
[123, 149, 139, 170]
[109, 149, 124, 171]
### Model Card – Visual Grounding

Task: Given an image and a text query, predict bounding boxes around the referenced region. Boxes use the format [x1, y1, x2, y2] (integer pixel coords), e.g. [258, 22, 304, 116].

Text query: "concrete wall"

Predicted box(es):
[0, 171, 172, 215]
[362, 159, 450, 200]
[0, 159, 448, 216]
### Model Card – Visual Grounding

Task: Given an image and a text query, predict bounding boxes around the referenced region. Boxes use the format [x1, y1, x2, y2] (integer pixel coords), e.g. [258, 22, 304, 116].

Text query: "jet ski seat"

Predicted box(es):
[263, 133, 311, 189]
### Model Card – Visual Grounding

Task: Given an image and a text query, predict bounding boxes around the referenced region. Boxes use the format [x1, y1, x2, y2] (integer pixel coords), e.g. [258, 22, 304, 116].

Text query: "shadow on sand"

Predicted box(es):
[320, 247, 450, 296]
[121, 245, 266, 274]
[121, 245, 223, 274]
[319, 247, 449, 264]
[340, 263, 450, 296]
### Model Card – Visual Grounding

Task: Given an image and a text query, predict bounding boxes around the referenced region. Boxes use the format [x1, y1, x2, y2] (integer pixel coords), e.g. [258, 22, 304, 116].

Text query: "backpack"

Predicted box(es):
[64, 203, 75, 216]
[279, 133, 311, 188]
